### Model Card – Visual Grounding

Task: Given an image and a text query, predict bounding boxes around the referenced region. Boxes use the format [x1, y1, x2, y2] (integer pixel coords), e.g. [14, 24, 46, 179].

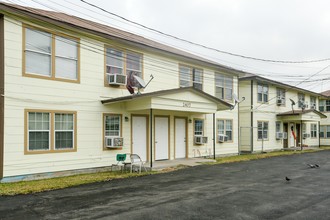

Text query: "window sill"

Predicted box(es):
[25, 149, 76, 155]
[23, 73, 80, 84]
[103, 147, 123, 151]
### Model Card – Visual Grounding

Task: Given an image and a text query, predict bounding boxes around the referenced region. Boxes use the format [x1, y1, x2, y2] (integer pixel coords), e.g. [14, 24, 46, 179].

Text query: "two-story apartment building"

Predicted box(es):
[0, 3, 243, 181]
[238, 74, 326, 153]
[319, 90, 330, 146]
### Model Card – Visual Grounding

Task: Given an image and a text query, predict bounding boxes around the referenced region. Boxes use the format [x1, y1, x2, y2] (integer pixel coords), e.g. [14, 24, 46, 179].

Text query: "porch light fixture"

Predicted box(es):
[125, 116, 129, 122]
[189, 119, 192, 123]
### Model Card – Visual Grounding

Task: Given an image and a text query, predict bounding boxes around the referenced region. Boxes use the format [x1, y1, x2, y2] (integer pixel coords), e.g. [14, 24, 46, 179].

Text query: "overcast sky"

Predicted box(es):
[3, 0, 330, 93]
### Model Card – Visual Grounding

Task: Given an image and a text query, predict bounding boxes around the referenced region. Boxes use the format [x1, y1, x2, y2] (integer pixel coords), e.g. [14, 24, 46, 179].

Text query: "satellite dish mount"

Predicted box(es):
[230, 93, 245, 110]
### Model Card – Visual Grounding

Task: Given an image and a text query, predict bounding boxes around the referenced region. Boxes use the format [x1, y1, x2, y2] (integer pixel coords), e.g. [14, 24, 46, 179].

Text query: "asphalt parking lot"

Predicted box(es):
[1, 150, 330, 220]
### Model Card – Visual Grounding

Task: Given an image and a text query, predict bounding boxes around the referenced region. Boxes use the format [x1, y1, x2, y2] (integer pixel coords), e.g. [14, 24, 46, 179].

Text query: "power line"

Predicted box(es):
[80, 0, 330, 64]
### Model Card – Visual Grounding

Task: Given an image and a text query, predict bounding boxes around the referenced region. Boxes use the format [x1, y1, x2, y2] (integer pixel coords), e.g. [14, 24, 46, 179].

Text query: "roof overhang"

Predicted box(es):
[276, 109, 327, 122]
[101, 87, 233, 113]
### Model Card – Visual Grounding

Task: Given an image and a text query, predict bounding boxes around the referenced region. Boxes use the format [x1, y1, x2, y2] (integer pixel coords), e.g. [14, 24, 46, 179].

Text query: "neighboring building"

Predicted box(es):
[0, 3, 243, 181]
[319, 90, 330, 146]
[238, 75, 326, 152]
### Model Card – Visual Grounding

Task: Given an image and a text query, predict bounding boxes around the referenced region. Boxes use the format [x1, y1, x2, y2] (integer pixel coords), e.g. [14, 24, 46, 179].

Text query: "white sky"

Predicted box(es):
[3, 0, 330, 93]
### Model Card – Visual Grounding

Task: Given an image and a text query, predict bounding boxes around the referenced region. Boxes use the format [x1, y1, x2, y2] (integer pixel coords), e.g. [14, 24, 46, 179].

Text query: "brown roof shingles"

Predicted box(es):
[0, 2, 244, 74]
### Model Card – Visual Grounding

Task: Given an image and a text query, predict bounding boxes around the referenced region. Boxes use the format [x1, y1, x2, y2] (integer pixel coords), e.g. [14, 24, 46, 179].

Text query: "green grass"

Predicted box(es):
[211, 149, 319, 164]
[0, 171, 151, 196]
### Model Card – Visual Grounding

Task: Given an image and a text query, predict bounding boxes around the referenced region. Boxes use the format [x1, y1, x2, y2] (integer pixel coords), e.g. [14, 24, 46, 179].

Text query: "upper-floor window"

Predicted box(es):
[310, 96, 316, 109]
[298, 93, 305, 108]
[257, 83, 268, 103]
[276, 88, 286, 106]
[24, 27, 79, 82]
[105, 47, 142, 87]
[217, 119, 233, 141]
[319, 100, 330, 112]
[215, 73, 233, 101]
[179, 65, 203, 90]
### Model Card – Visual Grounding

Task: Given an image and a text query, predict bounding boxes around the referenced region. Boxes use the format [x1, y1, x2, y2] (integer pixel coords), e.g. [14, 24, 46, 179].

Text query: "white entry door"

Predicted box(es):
[175, 118, 186, 158]
[132, 116, 147, 162]
[155, 117, 169, 160]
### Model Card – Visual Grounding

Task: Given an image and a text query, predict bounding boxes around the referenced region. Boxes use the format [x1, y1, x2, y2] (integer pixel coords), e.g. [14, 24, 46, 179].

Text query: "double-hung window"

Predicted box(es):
[311, 124, 317, 138]
[257, 84, 268, 103]
[215, 73, 233, 101]
[105, 48, 142, 87]
[103, 114, 122, 150]
[24, 27, 79, 81]
[106, 48, 124, 75]
[194, 119, 204, 136]
[217, 119, 233, 141]
[320, 125, 330, 138]
[126, 52, 143, 87]
[257, 121, 268, 140]
[298, 93, 305, 108]
[104, 114, 121, 137]
[179, 65, 203, 90]
[26, 110, 76, 153]
[310, 96, 316, 109]
[319, 100, 330, 112]
[55, 113, 74, 149]
[276, 88, 285, 106]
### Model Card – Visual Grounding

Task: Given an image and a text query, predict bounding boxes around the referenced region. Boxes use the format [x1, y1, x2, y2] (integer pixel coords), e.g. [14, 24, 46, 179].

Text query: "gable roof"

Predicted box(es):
[239, 74, 324, 97]
[320, 89, 330, 97]
[276, 109, 327, 118]
[101, 86, 233, 108]
[0, 2, 245, 76]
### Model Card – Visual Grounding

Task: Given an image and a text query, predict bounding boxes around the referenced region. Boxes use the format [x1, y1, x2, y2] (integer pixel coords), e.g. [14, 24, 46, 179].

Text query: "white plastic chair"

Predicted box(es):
[130, 154, 147, 173]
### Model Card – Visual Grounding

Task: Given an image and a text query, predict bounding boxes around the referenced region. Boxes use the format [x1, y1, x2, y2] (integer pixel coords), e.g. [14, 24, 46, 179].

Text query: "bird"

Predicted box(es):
[307, 164, 316, 168]
[285, 176, 291, 182]
[315, 164, 320, 168]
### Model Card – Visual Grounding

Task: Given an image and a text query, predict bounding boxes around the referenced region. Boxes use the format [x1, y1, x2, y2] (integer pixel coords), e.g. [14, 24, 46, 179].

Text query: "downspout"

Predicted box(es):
[150, 108, 153, 169]
[300, 120, 303, 151]
[0, 14, 5, 179]
[250, 80, 254, 152]
[318, 121, 320, 148]
[213, 113, 215, 159]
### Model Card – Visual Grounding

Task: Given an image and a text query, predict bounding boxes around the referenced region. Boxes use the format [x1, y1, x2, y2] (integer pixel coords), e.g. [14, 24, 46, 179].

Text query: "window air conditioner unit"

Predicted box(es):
[202, 136, 208, 144]
[276, 98, 285, 105]
[276, 132, 283, 139]
[303, 133, 310, 139]
[105, 137, 123, 148]
[282, 132, 288, 139]
[194, 136, 203, 145]
[218, 134, 228, 143]
[107, 73, 127, 85]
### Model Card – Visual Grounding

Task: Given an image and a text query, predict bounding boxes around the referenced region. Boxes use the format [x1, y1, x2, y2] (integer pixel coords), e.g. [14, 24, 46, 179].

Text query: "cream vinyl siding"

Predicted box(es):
[2, 17, 239, 178]
[239, 79, 322, 151]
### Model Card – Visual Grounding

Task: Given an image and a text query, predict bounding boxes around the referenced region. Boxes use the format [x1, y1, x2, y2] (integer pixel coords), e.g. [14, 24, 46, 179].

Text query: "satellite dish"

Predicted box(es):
[132, 74, 154, 95]
[230, 93, 245, 110]
[133, 75, 146, 88]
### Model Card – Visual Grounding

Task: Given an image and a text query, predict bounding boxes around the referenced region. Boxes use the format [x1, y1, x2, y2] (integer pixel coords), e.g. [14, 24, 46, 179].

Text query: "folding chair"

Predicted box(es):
[130, 154, 147, 173]
[111, 154, 127, 172]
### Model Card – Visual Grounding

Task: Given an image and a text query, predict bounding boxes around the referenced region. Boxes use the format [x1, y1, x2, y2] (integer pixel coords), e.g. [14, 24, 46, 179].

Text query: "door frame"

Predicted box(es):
[131, 114, 149, 162]
[174, 116, 188, 159]
[283, 123, 288, 148]
[154, 115, 170, 161]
